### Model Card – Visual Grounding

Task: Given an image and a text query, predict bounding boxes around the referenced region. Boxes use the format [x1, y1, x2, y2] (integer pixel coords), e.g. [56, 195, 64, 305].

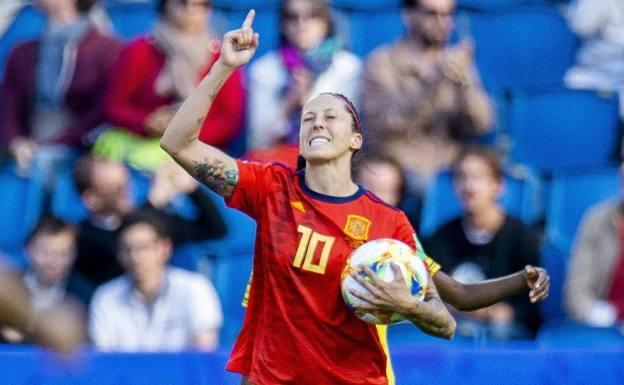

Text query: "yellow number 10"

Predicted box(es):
[293, 225, 335, 274]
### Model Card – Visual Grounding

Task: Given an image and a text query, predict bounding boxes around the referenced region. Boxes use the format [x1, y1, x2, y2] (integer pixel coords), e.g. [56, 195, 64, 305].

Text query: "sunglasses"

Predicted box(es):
[175, 0, 211, 8]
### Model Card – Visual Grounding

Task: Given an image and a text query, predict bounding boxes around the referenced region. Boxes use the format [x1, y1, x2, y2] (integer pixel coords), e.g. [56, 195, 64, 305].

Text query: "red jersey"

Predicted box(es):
[226, 161, 431, 385]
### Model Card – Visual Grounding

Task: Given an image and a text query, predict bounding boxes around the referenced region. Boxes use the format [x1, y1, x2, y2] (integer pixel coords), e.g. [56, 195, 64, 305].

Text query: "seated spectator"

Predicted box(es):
[362, 0, 493, 194]
[0, 0, 122, 186]
[72, 155, 226, 286]
[89, 210, 222, 351]
[564, 0, 624, 117]
[97, 0, 244, 171]
[425, 146, 542, 339]
[1, 215, 92, 344]
[355, 153, 421, 231]
[564, 161, 624, 327]
[246, 0, 362, 155]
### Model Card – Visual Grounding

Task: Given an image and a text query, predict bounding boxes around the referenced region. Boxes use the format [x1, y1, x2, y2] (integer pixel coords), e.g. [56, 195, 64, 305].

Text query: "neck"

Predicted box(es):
[134, 271, 165, 303]
[47, 7, 80, 26]
[304, 157, 358, 197]
[466, 205, 504, 233]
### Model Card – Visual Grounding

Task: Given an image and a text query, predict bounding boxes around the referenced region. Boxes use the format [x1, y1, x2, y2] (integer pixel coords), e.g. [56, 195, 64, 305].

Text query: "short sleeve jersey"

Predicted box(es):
[226, 161, 439, 385]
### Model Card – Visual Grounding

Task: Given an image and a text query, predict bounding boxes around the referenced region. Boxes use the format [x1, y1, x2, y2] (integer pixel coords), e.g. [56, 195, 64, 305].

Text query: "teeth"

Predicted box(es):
[310, 138, 330, 146]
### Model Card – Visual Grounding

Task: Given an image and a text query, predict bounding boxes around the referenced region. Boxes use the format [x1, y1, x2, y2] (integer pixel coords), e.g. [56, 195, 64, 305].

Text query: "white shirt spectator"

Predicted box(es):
[89, 267, 222, 352]
[247, 49, 362, 149]
[564, 0, 624, 116]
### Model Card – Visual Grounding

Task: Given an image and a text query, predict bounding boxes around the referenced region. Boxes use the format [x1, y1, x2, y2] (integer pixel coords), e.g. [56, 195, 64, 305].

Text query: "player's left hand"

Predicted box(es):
[523, 265, 550, 303]
[349, 263, 416, 315]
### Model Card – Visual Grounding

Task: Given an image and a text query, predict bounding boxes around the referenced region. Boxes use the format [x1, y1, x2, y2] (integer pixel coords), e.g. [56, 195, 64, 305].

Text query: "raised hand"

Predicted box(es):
[220, 10, 260, 69]
[523, 265, 550, 303]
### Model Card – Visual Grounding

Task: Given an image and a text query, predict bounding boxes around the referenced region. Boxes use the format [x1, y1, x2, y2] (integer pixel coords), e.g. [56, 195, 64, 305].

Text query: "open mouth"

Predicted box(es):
[309, 137, 331, 147]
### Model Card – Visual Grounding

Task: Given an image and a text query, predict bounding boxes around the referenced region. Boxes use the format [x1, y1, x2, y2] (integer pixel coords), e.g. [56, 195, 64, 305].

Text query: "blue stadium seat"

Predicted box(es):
[537, 319, 624, 347]
[545, 167, 620, 253]
[540, 167, 619, 321]
[420, 166, 543, 237]
[0, 5, 45, 79]
[456, 0, 541, 10]
[333, 8, 403, 57]
[466, 6, 577, 92]
[104, 1, 157, 41]
[0, 162, 45, 266]
[509, 90, 620, 173]
[329, 0, 401, 8]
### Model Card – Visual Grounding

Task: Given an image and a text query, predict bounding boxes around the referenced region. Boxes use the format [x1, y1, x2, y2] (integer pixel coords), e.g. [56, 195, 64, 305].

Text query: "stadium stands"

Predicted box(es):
[0, 162, 45, 266]
[509, 89, 620, 173]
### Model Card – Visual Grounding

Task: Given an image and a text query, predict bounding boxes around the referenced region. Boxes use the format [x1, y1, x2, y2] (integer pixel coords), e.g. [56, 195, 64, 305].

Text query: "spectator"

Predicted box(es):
[246, 0, 362, 154]
[0, 0, 122, 185]
[89, 210, 222, 351]
[425, 146, 542, 339]
[72, 155, 226, 286]
[1, 215, 92, 344]
[564, 0, 624, 118]
[362, 0, 493, 194]
[564, 161, 624, 327]
[355, 153, 421, 231]
[97, 0, 244, 171]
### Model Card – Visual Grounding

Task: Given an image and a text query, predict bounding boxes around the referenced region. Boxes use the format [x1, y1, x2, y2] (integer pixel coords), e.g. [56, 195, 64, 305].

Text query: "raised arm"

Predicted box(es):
[160, 10, 259, 198]
[434, 266, 550, 311]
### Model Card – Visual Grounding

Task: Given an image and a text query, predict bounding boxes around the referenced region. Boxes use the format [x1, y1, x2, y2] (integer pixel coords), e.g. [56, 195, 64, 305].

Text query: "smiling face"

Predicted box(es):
[299, 94, 362, 165]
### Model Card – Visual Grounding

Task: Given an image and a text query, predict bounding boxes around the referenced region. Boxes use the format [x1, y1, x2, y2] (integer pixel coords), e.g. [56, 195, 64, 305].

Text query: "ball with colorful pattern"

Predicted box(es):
[341, 238, 429, 325]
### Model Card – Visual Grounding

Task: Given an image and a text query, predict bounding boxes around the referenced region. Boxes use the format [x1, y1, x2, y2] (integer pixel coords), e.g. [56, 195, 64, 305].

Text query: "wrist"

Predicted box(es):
[214, 59, 237, 74]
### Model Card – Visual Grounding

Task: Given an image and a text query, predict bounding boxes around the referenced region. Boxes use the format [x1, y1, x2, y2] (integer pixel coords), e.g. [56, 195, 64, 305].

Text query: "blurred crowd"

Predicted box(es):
[0, 0, 623, 351]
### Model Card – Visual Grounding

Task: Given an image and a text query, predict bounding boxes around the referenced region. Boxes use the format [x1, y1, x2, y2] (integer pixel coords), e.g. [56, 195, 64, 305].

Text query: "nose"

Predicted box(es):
[313, 115, 325, 130]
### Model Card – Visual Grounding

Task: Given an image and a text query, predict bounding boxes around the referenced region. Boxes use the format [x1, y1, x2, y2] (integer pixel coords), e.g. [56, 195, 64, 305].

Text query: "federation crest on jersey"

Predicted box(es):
[343, 215, 371, 248]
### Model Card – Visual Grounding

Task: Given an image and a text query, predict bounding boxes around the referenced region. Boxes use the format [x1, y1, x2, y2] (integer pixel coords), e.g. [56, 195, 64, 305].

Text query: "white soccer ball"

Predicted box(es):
[341, 238, 429, 325]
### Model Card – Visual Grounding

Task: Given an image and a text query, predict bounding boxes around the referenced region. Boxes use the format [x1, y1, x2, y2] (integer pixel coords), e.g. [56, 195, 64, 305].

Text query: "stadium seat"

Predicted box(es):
[545, 167, 620, 253]
[537, 319, 624, 347]
[540, 167, 620, 321]
[0, 162, 45, 266]
[509, 89, 620, 173]
[333, 8, 403, 57]
[0, 5, 45, 79]
[456, 0, 540, 11]
[419, 165, 543, 237]
[466, 6, 577, 93]
[104, 1, 157, 41]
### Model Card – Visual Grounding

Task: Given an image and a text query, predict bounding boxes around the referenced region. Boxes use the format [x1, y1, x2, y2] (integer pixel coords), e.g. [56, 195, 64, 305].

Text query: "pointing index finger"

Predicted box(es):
[242, 9, 255, 30]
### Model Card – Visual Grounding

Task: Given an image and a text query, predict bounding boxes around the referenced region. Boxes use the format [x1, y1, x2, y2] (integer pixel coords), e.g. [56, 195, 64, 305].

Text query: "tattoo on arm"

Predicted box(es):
[407, 281, 456, 339]
[192, 159, 238, 197]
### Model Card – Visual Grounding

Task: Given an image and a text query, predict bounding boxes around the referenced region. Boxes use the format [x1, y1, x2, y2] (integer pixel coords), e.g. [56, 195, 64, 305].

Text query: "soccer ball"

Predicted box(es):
[341, 238, 429, 325]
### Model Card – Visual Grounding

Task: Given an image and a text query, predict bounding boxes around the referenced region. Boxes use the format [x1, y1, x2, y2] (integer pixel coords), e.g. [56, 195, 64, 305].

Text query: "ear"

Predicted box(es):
[495, 179, 505, 199]
[350, 133, 363, 151]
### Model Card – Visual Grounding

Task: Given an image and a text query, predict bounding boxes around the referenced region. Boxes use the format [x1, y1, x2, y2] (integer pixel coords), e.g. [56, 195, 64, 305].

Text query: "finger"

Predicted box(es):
[360, 266, 384, 286]
[390, 262, 404, 284]
[242, 9, 256, 30]
[348, 289, 377, 305]
[253, 32, 259, 47]
[534, 270, 549, 289]
[350, 270, 381, 296]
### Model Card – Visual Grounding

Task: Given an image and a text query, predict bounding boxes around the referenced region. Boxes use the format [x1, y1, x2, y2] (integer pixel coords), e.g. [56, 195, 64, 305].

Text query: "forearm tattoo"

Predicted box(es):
[408, 283, 456, 338]
[192, 159, 238, 197]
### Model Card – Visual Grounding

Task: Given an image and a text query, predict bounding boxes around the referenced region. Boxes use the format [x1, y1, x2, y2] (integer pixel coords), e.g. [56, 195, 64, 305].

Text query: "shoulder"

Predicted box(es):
[361, 190, 404, 214]
[366, 41, 397, 66]
[333, 49, 362, 69]
[84, 28, 122, 48]
[168, 268, 215, 294]
[91, 276, 129, 306]
[249, 51, 285, 81]
[432, 216, 463, 236]
[7, 39, 38, 62]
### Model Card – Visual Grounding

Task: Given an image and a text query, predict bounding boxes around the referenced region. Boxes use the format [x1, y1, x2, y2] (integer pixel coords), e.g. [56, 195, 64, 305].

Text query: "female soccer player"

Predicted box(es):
[161, 10, 456, 385]
[162, 10, 551, 385]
